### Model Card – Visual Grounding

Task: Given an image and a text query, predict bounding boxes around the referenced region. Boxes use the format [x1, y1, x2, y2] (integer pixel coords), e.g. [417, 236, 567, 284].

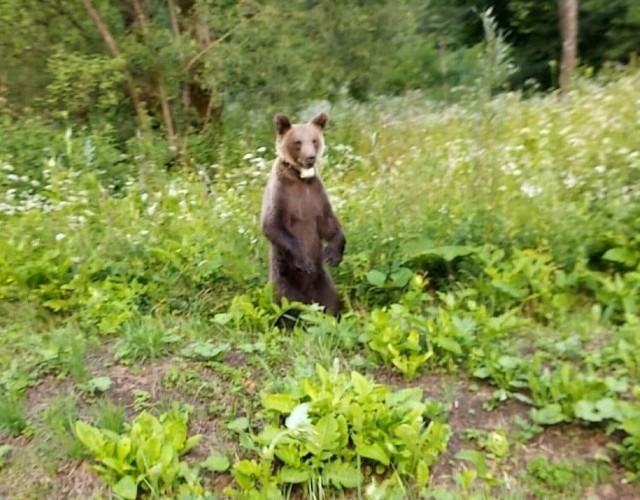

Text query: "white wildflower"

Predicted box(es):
[55, 233, 66, 241]
[563, 174, 578, 188]
[520, 182, 542, 198]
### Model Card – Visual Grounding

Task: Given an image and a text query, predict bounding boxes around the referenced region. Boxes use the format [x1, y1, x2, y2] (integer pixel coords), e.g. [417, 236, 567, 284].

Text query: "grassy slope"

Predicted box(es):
[1, 71, 640, 498]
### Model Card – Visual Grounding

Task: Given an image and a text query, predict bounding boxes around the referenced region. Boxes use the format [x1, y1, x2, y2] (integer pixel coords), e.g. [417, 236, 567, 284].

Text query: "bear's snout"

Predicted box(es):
[303, 154, 317, 166]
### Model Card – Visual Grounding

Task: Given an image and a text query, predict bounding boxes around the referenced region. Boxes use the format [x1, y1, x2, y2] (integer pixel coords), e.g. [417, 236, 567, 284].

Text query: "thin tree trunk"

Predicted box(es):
[558, 0, 579, 93]
[131, 0, 177, 144]
[167, 0, 191, 113]
[79, 0, 145, 125]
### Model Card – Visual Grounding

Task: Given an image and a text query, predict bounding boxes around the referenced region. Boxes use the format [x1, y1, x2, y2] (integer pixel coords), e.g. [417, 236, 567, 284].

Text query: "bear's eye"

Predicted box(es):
[312, 139, 318, 146]
[294, 140, 302, 148]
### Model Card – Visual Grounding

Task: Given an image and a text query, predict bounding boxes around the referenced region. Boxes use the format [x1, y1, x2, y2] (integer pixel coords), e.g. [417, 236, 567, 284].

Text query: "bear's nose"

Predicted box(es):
[304, 155, 316, 166]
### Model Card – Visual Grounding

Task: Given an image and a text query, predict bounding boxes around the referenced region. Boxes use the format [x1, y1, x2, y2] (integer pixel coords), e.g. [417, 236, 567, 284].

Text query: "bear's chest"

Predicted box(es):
[283, 181, 325, 225]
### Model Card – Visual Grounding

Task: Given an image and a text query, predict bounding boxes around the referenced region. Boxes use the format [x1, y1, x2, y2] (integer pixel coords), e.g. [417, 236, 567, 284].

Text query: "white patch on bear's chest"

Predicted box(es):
[299, 167, 315, 179]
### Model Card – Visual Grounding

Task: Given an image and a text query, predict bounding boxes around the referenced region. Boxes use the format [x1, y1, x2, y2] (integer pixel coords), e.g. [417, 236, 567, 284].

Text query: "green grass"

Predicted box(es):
[1, 71, 640, 498]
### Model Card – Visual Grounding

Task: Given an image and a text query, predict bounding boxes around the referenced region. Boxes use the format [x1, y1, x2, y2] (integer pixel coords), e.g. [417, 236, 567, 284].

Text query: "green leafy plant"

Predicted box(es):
[227, 363, 450, 497]
[74, 405, 206, 499]
[611, 401, 640, 480]
[364, 304, 433, 379]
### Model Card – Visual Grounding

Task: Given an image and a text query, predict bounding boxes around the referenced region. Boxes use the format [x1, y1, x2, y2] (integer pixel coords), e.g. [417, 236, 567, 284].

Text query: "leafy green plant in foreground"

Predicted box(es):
[228, 363, 450, 498]
[75, 405, 207, 499]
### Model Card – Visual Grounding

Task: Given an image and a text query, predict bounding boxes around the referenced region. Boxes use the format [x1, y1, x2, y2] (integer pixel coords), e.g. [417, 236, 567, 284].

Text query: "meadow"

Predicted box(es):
[1, 69, 640, 499]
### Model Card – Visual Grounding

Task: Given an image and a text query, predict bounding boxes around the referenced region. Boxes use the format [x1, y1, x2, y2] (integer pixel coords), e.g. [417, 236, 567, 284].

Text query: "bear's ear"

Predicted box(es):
[274, 113, 291, 135]
[310, 112, 328, 131]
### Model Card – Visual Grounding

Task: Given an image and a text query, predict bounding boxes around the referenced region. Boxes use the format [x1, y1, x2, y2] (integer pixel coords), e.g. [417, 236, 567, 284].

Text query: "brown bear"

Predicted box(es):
[260, 112, 346, 322]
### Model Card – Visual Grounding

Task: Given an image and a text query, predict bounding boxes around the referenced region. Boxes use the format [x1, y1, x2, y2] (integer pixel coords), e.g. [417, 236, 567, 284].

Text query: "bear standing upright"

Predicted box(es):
[261, 112, 346, 319]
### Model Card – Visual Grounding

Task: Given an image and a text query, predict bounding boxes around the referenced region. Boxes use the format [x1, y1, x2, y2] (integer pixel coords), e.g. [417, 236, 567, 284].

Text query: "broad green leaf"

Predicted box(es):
[323, 460, 361, 488]
[366, 270, 387, 288]
[262, 393, 298, 414]
[85, 376, 112, 393]
[574, 400, 601, 422]
[405, 243, 477, 262]
[112, 475, 137, 500]
[180, 342, 230, 360]
[183, 435, 202, 453]
[275, 445, 301, 466]
[160, 443, 174, 467]
[595, 398, 621, 420]
[603, 247, 638, 267]
[356, 441, 390, 465]
[498, 355, 520, 370]
[227, 417, 250, 433]
[165, 419, 188, 450]
[433, 336, 462, 354]
[530, 404, 568, 425]
[604, 376, 628, 393]
[139, 435, 162, 463]
[473, 367, 491, 379]
[348, 403, 365, 431]
[389, 267, 413, 288]
[116, 437, 131, 462]
[416, 459, 430, 488]
[201, 454, 230, 472]
[278, 466, 310, 484]
[233, 459, 261, 477]
[351, 371, 372, 396]
[213, 313, 233, 325]
[74, 421, 105, 456]
[100, 457, 130, 474]
[312, 415, 340, 453]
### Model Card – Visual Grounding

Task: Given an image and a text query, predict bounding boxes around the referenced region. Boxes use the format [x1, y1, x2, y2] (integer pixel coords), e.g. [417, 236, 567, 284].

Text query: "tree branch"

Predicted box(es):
[131, 0, 177, 144]
[79, 0, 146, 125]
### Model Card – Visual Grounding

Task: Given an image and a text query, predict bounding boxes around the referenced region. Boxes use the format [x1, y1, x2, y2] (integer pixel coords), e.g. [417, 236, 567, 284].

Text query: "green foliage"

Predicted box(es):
[228, 364, 450, 497]
[2, 65, 640, 495]
[45, 52, 126, 123]
[113, 317, 181, 364]
[611, 401, 640, 480]
[524, 455, 610, 498]
[364, 304, 433, 379]
[74, 405, 208, 499]
[0, 393, 28, 437]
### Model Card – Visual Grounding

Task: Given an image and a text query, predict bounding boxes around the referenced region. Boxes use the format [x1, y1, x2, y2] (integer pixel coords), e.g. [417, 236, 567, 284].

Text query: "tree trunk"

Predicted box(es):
[167, 0, 191, 114]
[131, 0, 177, 145]
[79, 0, 145, 125]
[558, 0, 578, 93]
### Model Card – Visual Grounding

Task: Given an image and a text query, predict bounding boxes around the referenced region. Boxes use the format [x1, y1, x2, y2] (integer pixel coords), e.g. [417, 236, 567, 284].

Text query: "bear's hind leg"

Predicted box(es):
[311, 271, 341, 317]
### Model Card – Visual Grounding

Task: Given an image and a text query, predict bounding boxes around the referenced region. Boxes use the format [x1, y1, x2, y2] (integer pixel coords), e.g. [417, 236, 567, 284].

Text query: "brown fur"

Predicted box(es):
[261, 112, 345, 322]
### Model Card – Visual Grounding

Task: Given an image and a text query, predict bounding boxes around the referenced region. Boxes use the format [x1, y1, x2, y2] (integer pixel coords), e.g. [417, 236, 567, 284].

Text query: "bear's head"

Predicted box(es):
[273, 112, 328, 179]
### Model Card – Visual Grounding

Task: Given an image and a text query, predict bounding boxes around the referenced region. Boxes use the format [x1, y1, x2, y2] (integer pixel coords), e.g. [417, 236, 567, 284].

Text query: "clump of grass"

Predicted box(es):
[113, 316, 181, 364]
[0, 393, 28, 437]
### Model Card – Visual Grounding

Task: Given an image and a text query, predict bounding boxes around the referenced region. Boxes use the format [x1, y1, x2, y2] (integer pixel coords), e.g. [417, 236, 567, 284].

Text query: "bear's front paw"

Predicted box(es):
[294, 255, 315, 273]
[324, 247, 343, 267]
